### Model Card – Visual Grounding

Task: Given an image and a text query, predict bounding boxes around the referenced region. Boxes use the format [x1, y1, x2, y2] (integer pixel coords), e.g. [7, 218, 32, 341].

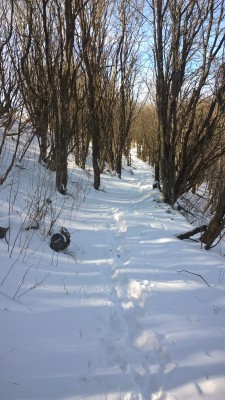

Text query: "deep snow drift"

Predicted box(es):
[0, 145, 225, 400]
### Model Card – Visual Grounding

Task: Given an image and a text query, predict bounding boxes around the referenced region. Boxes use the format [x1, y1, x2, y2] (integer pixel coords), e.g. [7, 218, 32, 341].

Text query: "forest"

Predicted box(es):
[1, 0, 225, 250]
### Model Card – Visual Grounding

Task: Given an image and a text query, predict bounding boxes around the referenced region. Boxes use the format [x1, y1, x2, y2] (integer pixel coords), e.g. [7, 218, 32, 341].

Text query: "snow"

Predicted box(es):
[0, 144, 225, 400]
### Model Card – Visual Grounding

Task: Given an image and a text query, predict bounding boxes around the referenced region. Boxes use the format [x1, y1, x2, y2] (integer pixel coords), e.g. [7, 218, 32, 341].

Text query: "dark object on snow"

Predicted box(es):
[50, 227, 71, 252]
[59, 188, 67, 195]
[0, 226, 9, 239]
[25, 223, 39, 231]
[177, 225, 208, 240]
[153, 181, 161, 190]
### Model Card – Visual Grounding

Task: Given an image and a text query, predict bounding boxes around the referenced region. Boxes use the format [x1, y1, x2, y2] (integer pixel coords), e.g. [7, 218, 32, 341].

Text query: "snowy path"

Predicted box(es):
[1, 151, 225, 400]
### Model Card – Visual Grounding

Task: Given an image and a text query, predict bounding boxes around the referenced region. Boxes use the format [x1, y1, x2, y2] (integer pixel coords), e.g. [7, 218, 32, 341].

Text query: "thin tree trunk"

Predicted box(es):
[200, 195, 225, 249]
[55, 132, 68, 194]
[92, 135, 101, 190]
[115, 149, 123, 178]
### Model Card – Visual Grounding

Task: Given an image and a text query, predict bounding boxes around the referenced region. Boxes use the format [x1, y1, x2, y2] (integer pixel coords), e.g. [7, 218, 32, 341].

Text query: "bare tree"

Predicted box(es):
[15, 1, 50, 164]
[14, 0, 85, 194]
[0, 0, 26, 185]
[113, 0, 143, 177]
[133, 103, 158, 169]
[149, 0, 225, 205]
[78, 0, 111, 189]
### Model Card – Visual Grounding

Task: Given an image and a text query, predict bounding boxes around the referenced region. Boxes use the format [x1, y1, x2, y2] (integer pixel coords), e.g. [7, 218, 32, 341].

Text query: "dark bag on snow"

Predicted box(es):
[50, 227, 71, 252]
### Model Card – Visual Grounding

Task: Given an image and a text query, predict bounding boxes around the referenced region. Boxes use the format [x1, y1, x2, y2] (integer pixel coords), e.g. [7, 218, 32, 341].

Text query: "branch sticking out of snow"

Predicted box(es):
[178, 269, 211, 287]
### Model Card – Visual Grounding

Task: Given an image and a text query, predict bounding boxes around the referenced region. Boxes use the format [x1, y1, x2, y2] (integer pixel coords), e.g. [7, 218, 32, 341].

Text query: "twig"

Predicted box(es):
[63, 250, 77, 263]
[0, 290, 32, 310]
[18, 272, 50, 298]
[13, 266, 31, 299]
[0, 348, 16, 361]
[178, 269, 211, 287]
[62, 278, 69, 295]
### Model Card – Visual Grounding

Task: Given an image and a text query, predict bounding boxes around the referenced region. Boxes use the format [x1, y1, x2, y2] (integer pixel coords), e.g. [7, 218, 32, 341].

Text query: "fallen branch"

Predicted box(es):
[177, 225, 208, 240]
[178, 269, 211, 287]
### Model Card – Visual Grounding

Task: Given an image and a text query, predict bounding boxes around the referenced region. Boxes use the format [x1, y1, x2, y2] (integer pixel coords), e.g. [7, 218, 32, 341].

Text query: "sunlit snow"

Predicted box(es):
[0, 142, 225, 400]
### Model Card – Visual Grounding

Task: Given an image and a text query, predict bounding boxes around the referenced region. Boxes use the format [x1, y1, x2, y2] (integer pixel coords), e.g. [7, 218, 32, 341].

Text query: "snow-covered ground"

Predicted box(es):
[0, 145, 225, 400]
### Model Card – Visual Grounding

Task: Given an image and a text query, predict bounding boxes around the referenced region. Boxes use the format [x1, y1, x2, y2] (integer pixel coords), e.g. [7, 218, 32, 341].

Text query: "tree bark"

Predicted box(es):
[178, 225, 208, 240]
[200, 191, 225, 249]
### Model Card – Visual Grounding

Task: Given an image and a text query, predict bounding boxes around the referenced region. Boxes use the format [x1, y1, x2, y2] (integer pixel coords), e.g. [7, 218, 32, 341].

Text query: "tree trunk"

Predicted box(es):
[55, 132, 68, 194]
[115, 149, 122, 178]
[127, 153, 131, 166]
[155, 161, 160, 183]
[200, 198, 225, 249]
[37, 131, 48, 164]
[178, 225, 208, 240]
[92, 136, 101, 190]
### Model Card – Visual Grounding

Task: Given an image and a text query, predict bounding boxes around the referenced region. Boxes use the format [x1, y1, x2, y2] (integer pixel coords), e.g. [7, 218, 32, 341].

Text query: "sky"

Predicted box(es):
[0, 140, 225, 400]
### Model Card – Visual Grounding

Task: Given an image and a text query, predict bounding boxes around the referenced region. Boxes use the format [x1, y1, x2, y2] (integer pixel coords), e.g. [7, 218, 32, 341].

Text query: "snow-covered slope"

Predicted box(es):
[0, 147, 225, 400]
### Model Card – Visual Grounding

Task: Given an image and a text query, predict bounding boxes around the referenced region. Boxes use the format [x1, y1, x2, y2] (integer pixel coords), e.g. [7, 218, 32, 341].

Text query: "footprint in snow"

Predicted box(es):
[109, 309, 128, 340]
[121, 392, 143, 400]
[187, 314, 200, 324]
[112, 210, 127, 233]
[98, 337, 128, 372]
[151, 390, 177, 400]
[134, 330, 161, 353]
[134, 330, 176, 375]
[126, 279, 154, 308]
